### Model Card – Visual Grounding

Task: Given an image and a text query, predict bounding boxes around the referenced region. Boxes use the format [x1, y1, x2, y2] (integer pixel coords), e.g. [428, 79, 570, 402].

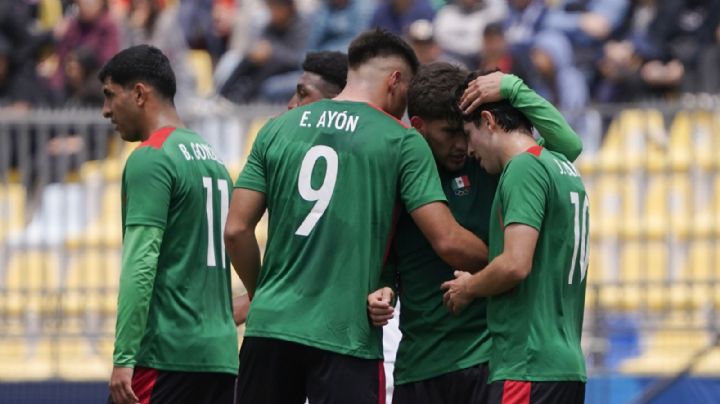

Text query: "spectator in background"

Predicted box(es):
[433, 0, 506, 67]
[0, 34, 49, 109]
[212, 0, 267, 91]
[542, 0, 630, 83]
[52, 0, 120, 92]
[178, 0, 222, 56]
[370, 0, 436, 36]
[62, 47, 104, 107]
[406, 19, 466, 67]
[504, 0, 588, 126]
[219, 0, 309, 103]
[122, 0, 197, 99]
[306, 0, 373, 52]
[479, 22, 513, 73]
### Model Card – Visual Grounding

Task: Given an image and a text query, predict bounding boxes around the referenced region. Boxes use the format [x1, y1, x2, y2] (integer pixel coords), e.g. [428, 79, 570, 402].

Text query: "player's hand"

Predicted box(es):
[233, 294, 251, 326]
[109, 366, 139, 404]
[249, 40, 273, 64]
[441, 271, 474, 315]
[367, 287, 395, 327]
[459, 71, 504, 115]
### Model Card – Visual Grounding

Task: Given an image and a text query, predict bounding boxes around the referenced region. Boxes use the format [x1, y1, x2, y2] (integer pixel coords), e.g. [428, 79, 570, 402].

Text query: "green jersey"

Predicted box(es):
[391, 73, 583, 384]
[488, 146, 588, 382]
[235, 100, 446, 359]
[117, 127, 238, 374]
[392, 160, 497, 384]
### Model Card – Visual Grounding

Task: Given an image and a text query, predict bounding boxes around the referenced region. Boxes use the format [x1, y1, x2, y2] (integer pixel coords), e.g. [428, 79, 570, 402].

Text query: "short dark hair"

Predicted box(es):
[302, 51, 348, 91]
[408, 62, 468, 127]
[348, 28, 419, 74]
[98, 45, 176, 101]
[458, 70, 533, 134]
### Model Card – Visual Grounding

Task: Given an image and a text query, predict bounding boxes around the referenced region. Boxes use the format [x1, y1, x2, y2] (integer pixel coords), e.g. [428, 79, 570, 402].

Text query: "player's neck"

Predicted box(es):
[499, 131, 537, 166]
[140, 106, 185, 141]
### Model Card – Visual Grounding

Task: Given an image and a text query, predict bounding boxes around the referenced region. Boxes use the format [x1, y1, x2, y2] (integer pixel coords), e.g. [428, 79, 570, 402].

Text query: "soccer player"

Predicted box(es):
[368, 64, 583, 404]
[442, 70, 589, 403]
[287, 50, 348, 110]
[100, 45, 238, 404]
[224, 28, 488, 404]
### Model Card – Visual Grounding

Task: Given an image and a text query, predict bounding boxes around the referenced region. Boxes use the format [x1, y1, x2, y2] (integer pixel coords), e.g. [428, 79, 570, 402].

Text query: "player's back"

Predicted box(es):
[122, 127, 238, 374]
[487, 146, 588, 382]
[236, 99, 444, 359]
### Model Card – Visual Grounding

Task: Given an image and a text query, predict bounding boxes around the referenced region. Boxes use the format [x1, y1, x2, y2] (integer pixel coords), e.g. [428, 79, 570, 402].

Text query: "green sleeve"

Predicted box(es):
[399, 130, 447, 212]
[500, 154, 550, 231]
[124, 150, 173, 229]
[113, 225, 164, 367]
[235, 120, 273, 192]
[500, 74, 583, 162]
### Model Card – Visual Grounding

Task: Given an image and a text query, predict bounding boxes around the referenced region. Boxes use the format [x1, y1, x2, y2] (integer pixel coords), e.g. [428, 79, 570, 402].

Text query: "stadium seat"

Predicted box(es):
[0, 183, 26, 244]
[1, 250, 62, 317]
[597, 109, 665, 173]
[64, 183, 122, 249]
[589, 176, 621, 239]
[672, 238, 719, 310]
[619, 315, 712, 375]
[187, 50, 215, 97]
[0, 339, 54, 380]
[61, 250, 120, 316]
[56, 337, 111, 380]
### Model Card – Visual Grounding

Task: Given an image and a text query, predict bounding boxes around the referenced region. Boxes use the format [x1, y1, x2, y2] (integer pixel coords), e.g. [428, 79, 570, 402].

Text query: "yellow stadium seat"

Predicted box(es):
[668, 111, 692, 172]
[187, 50, 214, 97]
[0, 339, 54, 380]
[641, 175, 668, 239]
[667, 174, 692, 240]
[65, 183, 122, 249]
[598, 109, 666, 173]
[61, 250, 120, 316]
[672, 238, 720, 310]
[694, 347, 720, 376]
[1, 251, 61, 316]
[685, 176, 720, 238]
[619, 174, 643, 239]
[620, 317, 712, 375]
[38, 0, 63, 30]
[667, 110, 715, 172]
[589, 176, 621, 239]
[0, 184, 26, 244]
[56, 338, 111, 380]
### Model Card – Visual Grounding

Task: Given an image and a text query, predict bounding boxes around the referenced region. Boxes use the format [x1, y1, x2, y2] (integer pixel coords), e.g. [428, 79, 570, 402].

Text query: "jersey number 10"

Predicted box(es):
[203, 177, 229, 269]
[568, 191, 589, 285]
[296, 145, 339, 236]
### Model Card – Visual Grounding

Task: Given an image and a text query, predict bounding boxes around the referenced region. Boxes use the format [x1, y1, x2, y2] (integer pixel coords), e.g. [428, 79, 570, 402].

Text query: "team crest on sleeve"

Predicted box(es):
[451, 175, 471, 196]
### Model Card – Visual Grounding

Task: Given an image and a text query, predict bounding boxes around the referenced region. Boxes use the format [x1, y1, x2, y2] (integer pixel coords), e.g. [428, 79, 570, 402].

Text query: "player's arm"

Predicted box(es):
[224, 188, 266, 298]
[233, 293, 251, 325]
[111, 225, 162, 404]
[442, 154, 549, 314]
[460, 72, 583, 161]
[111, 150, 172, 404]
[442, 224, 539, 314]
[410, 202, 488, 270]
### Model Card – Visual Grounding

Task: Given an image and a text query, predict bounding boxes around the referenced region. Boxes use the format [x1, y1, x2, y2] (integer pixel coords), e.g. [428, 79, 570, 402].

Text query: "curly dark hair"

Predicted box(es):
[348, 28, 419, 74]
[302, 51, 348, 92]
[458, 70, 533, 134]
[98, 45, 176, 101]
[408, 62, 468, 127]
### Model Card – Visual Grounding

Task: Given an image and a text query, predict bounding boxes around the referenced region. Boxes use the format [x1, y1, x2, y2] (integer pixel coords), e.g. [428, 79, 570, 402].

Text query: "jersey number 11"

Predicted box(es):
[203, 177, 229, 269]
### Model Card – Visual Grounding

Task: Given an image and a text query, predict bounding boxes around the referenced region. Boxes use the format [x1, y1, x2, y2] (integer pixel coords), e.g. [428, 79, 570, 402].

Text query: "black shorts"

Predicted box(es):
[236, 336, 385, 404]
[393, 363, 490, 404]
[106, 367, 235, 404]
[489, 380, 585, 404]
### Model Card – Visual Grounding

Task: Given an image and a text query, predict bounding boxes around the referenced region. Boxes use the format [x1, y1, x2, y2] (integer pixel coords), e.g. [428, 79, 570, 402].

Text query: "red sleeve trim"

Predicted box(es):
[138, 127, 176, 149]
[526, 145, 543, 157]
[366, 102, 410, 128]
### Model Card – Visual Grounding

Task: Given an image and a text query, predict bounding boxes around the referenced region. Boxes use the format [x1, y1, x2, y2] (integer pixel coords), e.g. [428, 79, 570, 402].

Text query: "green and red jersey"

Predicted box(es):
[115, 127, 238, 374]
[235, 100, 446, 359]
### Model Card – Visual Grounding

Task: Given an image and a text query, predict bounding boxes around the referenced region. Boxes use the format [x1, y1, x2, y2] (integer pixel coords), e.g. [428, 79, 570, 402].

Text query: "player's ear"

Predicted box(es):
[388, 70, 402, 92]
[481, 110, 496, 131]
[133, 82, 150, 107]
[409, 115, 425, 132]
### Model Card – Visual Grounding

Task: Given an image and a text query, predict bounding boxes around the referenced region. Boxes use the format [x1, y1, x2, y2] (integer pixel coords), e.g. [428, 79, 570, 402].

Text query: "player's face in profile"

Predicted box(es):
[287, 72, 329, 110]
[420, 119, 467, 172]
[101, 79, 141, 142]
[464, 120, 500, 174]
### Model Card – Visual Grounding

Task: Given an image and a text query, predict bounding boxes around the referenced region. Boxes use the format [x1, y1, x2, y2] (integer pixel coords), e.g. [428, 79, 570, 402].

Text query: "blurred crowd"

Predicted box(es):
[1, 0, 720, 115]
